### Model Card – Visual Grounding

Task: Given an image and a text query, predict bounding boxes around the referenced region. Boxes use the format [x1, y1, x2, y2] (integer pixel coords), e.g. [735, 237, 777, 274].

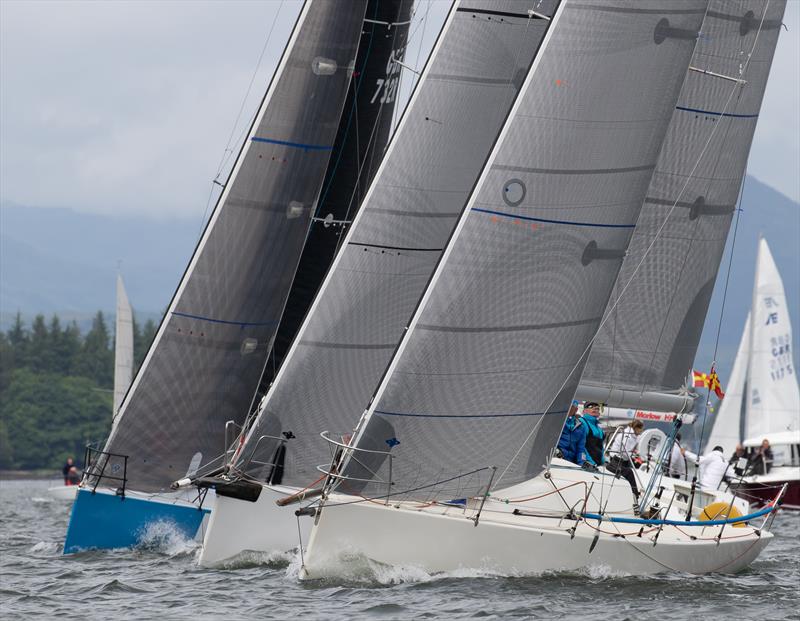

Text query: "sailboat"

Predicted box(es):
[706, 237, 800, 508]
[48, 274, 134, 502]
[197, 0, 559, 567]
[291, 0, 787, 576]
[63, 0, 411, 553]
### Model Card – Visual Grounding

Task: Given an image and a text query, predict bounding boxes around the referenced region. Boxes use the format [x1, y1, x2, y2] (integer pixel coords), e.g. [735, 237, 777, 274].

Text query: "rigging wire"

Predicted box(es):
[497, 2, 771, 487]
[195, 0, 286, 238]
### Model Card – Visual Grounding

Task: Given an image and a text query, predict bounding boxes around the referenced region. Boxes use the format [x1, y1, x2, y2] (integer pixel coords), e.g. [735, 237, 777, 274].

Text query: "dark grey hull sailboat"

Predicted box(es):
[63, 0, 412, 554]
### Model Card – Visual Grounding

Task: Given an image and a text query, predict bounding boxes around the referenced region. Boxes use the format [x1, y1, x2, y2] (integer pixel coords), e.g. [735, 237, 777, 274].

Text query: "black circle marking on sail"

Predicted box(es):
[502, 179, 526, 207]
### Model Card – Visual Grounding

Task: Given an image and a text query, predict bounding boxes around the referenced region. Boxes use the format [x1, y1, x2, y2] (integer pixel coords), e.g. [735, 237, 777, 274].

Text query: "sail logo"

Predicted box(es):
[765, 312, 779, 325]
[371, 45, 405, 105]
[751, 388, 761, 405]
[764, 296, 780, 308]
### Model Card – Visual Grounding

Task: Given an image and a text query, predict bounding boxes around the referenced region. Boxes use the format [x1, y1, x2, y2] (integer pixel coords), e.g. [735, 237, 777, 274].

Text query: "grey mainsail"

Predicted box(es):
[236, 0, 559, 486]
[578, 0, 786, 411]
[103, 0, 369, 492]
[343, 0, 709, 499]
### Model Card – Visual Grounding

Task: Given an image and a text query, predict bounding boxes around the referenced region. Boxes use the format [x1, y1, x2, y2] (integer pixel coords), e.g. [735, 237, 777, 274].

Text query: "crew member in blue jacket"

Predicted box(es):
[581, 402, 605, 467]
[557, 402, 588, 465]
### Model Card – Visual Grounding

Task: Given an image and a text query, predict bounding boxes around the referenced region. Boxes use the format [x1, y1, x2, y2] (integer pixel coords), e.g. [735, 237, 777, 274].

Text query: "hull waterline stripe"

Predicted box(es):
[375, 409, 568, 419]
[172, 311, 279, 328]
[676, 106, 758, 119]
[250, 136, 334, 151]
[473, 208, 636, 228]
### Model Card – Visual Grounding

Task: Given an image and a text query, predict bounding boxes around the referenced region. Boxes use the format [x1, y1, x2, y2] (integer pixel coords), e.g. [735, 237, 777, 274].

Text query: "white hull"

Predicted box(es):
[47, 485, 78, 501]
[301, 463, 773, 577]
[198, 484, 310, 567]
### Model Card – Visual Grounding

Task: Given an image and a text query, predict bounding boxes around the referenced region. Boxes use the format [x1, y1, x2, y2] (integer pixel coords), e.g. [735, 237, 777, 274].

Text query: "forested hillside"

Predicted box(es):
[0, 312, 155, 470]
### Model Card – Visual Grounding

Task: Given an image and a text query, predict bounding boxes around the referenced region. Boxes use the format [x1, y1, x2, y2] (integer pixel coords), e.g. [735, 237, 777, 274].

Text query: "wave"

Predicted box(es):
[135, 520, 199, 557]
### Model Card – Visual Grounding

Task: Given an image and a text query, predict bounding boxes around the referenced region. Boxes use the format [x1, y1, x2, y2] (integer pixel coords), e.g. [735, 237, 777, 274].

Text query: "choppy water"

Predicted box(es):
[1, 479, 798, 620]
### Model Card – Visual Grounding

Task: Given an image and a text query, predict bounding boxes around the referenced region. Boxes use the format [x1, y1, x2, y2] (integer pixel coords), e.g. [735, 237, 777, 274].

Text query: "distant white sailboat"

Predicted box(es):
[48, 274, 135, 501]
[706, 237, 800, 508]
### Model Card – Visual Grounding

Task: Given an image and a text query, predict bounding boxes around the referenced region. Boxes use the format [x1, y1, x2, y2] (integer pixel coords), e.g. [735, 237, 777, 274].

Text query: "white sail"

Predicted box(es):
[705, 313, 749, 453]
[745, 237, 800, 441]
[113, 274, 134, 416]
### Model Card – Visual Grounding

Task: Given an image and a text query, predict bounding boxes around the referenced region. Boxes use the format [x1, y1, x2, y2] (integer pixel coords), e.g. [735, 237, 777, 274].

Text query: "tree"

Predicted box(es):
[27, 314, 51, 373]
[75, 311, 113, 387]
[6, 312, 27, 367]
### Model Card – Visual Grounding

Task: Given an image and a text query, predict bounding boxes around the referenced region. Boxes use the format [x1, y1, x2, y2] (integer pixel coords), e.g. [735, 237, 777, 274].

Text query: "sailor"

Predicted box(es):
[729, 444, 748, 476]
[666, 433, 687, 480]
[748, 439, 774, 475]
[62, 457, 75, 485]
[557, 403, 588, 465]
[580, 402, 605, 467]
[681, 445, 730, 490]
[607, 420, 644, 513]
[66, 465, 81, 486]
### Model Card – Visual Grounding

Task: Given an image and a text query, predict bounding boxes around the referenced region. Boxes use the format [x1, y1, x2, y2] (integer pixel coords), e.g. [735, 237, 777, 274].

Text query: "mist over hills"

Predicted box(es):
[1, 175, 798, 380]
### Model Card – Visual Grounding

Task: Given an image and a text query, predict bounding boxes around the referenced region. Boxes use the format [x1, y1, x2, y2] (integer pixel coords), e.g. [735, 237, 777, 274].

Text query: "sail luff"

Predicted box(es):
[113, 274, 134, 416]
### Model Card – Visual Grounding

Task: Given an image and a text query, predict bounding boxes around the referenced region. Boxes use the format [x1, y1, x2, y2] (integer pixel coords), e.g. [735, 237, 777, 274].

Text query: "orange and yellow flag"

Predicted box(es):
[693, 366, 725, 399]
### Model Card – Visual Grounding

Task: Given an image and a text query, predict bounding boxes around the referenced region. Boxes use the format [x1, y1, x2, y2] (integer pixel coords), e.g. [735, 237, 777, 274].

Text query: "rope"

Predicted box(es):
[498, 0, 770, 487]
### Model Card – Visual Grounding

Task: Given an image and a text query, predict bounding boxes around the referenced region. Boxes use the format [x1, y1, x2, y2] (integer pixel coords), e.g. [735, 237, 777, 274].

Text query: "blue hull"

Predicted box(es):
[63, 488, 210, 554]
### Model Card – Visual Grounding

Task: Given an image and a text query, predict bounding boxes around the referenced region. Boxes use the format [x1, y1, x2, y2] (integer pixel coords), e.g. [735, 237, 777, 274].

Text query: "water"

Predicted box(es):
[1, 479, 798, 619]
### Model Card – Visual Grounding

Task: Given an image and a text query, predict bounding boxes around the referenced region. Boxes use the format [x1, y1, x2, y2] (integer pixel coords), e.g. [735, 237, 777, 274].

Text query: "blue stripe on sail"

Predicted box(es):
[172, 311, 278, 328]
[375, 409, 568, 419]
[675, 105, 758, 119]
[473, 208, 636, 229]
[250, 136, 334, 151]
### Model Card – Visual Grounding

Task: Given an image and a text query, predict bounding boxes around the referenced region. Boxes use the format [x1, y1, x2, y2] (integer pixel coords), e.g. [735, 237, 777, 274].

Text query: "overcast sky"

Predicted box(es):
[1, 0, 798, 223]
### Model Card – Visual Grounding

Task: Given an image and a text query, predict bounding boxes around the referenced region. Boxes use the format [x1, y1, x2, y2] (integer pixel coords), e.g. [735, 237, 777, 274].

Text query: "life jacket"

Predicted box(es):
[582, 414, 604, 465]
[558, 416, 586, 464]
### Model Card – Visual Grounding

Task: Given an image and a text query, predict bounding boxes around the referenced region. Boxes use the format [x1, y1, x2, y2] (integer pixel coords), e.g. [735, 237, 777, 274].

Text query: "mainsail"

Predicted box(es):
[236, 0, 561, 487]
[113, 274, 134, 416]
[103, 0, 369, 492]
[260, 0, 413, 386]
[342, 0, 709, 499]
[577, 0, 786, 412]
[745, 237, 800, 440]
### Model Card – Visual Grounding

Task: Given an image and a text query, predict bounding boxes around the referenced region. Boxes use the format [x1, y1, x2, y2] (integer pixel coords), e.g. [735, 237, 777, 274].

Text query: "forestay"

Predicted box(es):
[345, 0, 709, 500]
[237, 0, 558, 486]
[104, 0, 368, 492]
[579, 0, 786, 411]
[745, 238, 799, 440]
